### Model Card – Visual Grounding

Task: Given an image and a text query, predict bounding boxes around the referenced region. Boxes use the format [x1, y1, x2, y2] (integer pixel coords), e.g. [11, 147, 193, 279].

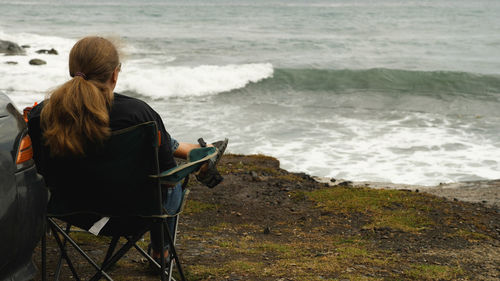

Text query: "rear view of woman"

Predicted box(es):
[28, 36, 227, 264]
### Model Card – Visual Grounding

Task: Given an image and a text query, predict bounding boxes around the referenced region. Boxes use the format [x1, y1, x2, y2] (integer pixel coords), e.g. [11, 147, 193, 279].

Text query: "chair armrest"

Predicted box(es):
[152, 147, 217, 185]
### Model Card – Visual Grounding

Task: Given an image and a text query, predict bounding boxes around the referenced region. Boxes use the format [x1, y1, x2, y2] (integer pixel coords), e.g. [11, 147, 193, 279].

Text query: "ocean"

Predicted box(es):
[1, 0, 499, 186]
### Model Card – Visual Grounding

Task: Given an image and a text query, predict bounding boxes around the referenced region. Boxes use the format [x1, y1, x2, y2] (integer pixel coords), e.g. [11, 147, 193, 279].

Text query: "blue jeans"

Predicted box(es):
[150, 182, 182, 252]
[151, 137, 182, 252]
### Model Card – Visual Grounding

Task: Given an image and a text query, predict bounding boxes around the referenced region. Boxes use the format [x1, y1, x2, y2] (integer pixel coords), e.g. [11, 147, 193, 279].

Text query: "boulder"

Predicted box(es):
[29, 58, 46, 65]
[5, 61, 18, 65]
[21, 45, 30, 49]
[36, 48, 58, 55]
[0, 40, 26, 55]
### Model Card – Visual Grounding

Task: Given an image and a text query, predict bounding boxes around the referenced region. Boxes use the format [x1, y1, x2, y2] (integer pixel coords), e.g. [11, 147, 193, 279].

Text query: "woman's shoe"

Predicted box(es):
[196, 138, 228, 188]
[147, 243, 171, 275]
[211, 139, 228, 166]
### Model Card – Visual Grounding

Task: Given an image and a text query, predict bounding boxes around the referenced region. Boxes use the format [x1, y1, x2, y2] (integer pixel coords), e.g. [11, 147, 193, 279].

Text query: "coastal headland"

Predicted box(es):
[35, 154, 500, 280]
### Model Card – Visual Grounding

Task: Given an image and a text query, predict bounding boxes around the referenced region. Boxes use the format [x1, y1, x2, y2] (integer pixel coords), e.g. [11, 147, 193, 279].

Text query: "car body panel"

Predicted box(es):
[0, 93, 47, 281]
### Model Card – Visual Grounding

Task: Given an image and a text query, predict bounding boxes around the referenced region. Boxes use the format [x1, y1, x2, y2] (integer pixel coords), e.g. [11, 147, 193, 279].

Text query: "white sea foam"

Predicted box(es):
[204, 105, 500, 186]
[266, 113, 500, 186]
[116, 62, 273, 98]
[0, 30, 74, 107]
[0, 30, 274, 107]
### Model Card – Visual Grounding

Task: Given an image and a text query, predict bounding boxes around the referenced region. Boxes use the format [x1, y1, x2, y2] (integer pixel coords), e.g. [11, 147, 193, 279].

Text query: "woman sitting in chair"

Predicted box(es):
[28, 36, 227, 264]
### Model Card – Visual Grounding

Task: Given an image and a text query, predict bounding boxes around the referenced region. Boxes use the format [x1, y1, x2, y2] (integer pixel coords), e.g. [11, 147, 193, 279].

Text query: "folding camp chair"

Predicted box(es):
[32, 121, 217, 281]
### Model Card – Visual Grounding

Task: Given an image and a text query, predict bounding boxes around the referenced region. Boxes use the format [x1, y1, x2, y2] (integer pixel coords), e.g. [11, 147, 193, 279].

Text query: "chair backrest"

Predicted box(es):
[29, 120, 162, 218]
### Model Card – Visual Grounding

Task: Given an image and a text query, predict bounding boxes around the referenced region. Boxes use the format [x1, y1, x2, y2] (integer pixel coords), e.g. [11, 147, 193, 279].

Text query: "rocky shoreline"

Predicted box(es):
[36, 154, 500, 280]
[1, 39, 58, 66]
[313, 177, 500, 209]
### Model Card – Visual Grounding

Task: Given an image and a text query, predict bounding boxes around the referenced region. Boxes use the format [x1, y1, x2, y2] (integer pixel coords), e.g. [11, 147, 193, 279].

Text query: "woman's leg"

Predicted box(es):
[173, 142, 202, 159]
[173, 142, 214, 159]
[150, 182, 183, 256]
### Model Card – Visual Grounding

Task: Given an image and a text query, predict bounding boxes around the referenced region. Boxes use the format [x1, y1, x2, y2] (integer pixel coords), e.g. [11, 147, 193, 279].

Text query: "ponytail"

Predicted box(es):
[41, 76, 113, 156]
[40, 36, 119, 156]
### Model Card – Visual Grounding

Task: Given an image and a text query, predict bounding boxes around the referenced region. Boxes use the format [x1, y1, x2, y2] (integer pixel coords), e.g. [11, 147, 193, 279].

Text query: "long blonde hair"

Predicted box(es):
[41, 36, 120, 156]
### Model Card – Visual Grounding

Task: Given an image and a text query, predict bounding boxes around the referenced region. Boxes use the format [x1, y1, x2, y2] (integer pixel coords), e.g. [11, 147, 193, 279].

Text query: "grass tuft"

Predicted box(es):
[184, 200, 219, 214]
[448, 229, 492, 241]
[407, 264, 464, 280]
[306, 186, 437, 232]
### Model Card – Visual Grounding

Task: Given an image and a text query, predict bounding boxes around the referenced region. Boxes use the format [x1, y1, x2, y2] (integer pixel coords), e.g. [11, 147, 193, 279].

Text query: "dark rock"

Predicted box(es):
[339, 181, 353, 187]
[5, 61, 18, 65]
[295, 172, 312, 180]
[330, 178, 336, 183]
[250, 171, 266, 182]
[0, 40, 26, 55]
[263, 226, 270, 234]
[36, 48, 58, 55]
[29, 58, 47, 65]
[21, 45, 30, 48]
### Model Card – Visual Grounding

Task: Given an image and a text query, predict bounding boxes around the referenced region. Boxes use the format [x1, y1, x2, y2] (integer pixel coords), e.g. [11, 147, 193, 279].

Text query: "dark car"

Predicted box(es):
[0, 92, 47, 281]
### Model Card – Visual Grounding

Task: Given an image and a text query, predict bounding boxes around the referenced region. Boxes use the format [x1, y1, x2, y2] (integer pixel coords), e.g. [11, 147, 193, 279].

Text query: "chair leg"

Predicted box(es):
[49, 218, 114, 281]
[102, 236, 120, 265]
[164, 223, 186, 281]
[160, 221, 167, 281]
[167, 215, 180, 281]
[48, 221, 81, 281]
[146, 216, 185, 281]
[54, 223, 71, 280]
[41, 225, 47, 281]
[89, 231, 146, 281]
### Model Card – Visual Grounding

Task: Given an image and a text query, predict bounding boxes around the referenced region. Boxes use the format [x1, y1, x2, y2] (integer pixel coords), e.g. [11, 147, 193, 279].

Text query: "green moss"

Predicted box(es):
[334, 237, 364, 245]
[184, 200, 219, 214]
[226, 153, 277, 162]
[308, 187, 409, 212]
[290, 190, 307, 202]
[364, 209, 431, 232]
[69, 231, 111, 244]
[186, 260, 263, 279]
[257, 242, 292, 254]
[339, 275, 384, 281]
[251, 166, 279, 176]
[185, 264, 220, 280]
[217, 161, 243, 174]
[218, 154, 281, 176]
[307, 187, 437, 233]
[336, 245, 371, 258]
[218, 240, 234, 248]
[215, 238, 293, 256]
[333, 244, 393, 268]
[229, 260, 263, 272]
[407, 264, 464, 280]
[448, 229, 492, 241]
[207, 222, 232, 231]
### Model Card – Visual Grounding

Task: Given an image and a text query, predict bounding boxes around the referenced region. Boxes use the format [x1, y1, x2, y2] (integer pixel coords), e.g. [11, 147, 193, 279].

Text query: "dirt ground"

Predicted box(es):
[33, 154, 500, 281]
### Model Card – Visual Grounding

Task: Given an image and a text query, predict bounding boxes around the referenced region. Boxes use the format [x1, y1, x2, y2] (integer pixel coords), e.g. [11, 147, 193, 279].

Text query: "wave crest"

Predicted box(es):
[117, 63, 274, 98]
[242, 68, 500, 96]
